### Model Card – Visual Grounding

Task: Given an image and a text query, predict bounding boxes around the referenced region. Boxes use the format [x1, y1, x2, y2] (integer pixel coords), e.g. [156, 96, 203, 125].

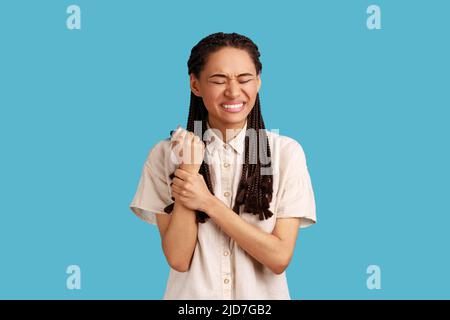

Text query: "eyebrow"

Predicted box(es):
[208, 73, 255, 79]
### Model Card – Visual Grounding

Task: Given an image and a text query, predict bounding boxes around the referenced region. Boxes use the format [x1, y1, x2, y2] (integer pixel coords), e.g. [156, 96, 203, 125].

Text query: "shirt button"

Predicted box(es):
[223, 251, 229, 256]
[224, 278, 229, 284]
[223, 144, 228, 149]
[224, 191, 230, 197]
[224, 163, 230, 168]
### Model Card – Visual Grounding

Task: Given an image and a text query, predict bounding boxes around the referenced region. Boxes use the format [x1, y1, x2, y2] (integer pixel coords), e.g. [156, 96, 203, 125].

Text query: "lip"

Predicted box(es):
[220, 101, 246, 113]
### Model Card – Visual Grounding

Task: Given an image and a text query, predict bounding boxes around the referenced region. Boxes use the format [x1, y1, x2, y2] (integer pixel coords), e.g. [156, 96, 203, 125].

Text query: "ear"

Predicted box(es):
[190, 74, 202, 97]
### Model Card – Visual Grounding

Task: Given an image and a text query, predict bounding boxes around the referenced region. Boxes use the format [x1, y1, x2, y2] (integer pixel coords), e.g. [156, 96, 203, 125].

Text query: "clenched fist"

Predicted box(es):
[170, 126, 205, 173]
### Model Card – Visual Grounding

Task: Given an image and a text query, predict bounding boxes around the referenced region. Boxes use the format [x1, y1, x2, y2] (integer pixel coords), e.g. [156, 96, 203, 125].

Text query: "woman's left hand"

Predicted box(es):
[171, 168, 214, 212]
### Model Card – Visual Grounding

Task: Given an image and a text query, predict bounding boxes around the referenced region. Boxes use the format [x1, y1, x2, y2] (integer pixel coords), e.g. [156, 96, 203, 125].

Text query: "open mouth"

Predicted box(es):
[220, 102, 246, 113]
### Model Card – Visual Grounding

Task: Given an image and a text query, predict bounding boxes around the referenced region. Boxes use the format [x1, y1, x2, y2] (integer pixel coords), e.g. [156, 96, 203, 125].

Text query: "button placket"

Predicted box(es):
[221, 234, 232, 299]
[219, 147, 233, 207]
[219, 140, 237, 299]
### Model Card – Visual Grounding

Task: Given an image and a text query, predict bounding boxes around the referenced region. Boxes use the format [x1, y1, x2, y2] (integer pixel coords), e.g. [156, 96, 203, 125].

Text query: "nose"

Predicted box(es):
[224, 79, 241, 98]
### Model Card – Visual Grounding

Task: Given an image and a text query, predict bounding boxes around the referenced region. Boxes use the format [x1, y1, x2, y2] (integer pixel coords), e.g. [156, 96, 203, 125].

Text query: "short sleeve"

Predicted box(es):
[129, 140, 172, 225]
[275, 138, 317, 229]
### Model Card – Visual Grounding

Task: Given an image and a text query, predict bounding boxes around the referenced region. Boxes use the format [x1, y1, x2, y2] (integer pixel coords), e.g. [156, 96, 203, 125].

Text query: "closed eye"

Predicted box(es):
[210, 79, 252, 85]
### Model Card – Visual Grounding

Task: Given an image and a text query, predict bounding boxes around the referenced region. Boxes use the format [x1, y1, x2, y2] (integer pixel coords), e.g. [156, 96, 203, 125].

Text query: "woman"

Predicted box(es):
[130, 32, 317, 299]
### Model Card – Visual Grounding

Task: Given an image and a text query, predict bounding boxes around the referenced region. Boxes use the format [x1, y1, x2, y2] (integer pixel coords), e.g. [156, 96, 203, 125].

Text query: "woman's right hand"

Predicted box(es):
[170, 126, 205, 173]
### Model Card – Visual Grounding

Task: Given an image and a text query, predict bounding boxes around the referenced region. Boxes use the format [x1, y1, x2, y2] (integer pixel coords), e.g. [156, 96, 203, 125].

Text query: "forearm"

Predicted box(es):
[204, 197, 288, 274]
[162, 201, 198, 272]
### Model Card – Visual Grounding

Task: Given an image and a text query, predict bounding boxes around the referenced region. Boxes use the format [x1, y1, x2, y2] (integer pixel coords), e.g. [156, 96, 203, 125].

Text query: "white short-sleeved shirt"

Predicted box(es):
[130, 121, 317, 300]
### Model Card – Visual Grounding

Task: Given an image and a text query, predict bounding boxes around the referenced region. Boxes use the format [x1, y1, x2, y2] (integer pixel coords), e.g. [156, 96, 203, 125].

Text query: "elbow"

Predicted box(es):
[270, 254, 291, 275]
[166, 256, 191, 273]
[170, 262, 190, 273]
[271, 262, 288, 275]
[162, 242, 192, 273]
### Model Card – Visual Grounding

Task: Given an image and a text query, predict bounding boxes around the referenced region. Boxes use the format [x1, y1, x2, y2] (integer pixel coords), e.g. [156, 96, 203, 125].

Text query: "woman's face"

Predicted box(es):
[190, 47, 261, 131]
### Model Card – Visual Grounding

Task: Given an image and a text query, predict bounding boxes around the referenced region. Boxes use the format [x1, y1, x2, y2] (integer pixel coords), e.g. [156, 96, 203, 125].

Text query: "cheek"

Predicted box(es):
[243, 84, 259, 103]
[244, 82, 259, 95]
[201, 87, 222, 109]
[243, 88, 258, 115]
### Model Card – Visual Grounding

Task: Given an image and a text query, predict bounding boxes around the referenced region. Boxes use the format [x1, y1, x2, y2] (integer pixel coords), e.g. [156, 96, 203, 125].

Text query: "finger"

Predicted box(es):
[183, 132, 194, 147]
[170, 126, 181, 137]
[193, 135, 200, 144]
[172, 190, 185, 201]
[192, 143, 203, 165]
[181, 133, 194, 163]
[172, 184, 188, 197]
[176, 129, 188, 142]
[171, 126, 183, 140]
[171, 129, 186, 156]
[174, 168, 191, 181]
[176, 130, 189, 158]
[170, 139, 179, 149]
[171, 176, 184, 187]
[171, 188, 180, 198]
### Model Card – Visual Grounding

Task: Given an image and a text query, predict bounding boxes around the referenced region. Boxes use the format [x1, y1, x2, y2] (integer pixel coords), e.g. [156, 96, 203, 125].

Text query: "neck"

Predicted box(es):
[207, 117, 246, 143]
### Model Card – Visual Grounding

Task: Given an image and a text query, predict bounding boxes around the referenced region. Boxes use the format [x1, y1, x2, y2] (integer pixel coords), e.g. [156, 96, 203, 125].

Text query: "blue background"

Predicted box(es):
[0, 0, 449, 299]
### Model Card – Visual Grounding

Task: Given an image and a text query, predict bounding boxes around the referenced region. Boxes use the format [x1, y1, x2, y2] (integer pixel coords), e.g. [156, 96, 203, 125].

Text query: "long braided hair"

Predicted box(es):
[164, 32, 273, 223]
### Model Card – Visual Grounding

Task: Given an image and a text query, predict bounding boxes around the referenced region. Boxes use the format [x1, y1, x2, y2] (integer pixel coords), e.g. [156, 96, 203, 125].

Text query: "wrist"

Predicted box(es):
[202, 195, 222, 218]
[179, 163, 200, 174]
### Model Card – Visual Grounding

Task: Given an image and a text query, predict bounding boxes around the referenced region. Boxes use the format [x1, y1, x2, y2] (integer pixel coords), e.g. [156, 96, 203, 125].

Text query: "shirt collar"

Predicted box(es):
[205, 120, 247, 155]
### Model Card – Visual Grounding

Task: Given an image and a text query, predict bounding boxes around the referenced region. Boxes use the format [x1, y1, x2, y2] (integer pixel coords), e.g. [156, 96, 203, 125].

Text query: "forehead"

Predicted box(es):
[202, 47, 256, 76]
